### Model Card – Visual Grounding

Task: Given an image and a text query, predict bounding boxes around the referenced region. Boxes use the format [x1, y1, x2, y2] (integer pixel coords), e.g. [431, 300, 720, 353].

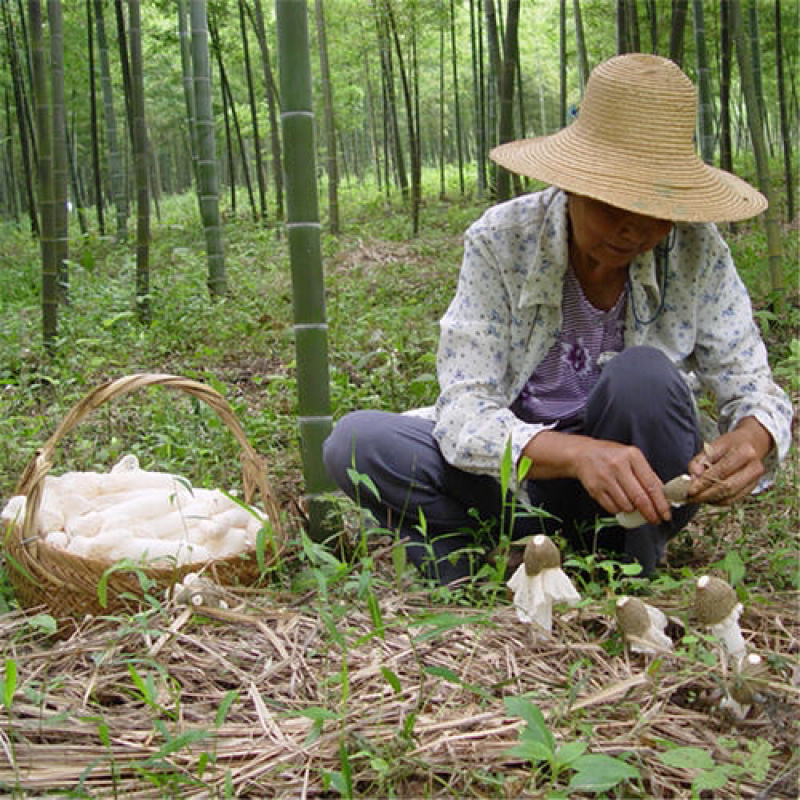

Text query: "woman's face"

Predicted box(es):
[568, 194, 673, 272]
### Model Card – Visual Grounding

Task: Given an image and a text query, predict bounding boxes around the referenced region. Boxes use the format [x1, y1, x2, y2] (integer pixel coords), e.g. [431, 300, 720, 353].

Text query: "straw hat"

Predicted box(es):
[490, 53, 766, 223]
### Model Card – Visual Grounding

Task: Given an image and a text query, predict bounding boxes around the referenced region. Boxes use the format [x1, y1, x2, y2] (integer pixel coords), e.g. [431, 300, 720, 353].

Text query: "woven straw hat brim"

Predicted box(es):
[490, 131, 766, 223]
[490, 53, 767, 224]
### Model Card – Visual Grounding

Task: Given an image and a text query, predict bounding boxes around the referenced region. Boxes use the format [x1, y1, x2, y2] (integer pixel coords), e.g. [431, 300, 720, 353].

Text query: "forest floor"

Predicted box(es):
[0, 180, 797, 797]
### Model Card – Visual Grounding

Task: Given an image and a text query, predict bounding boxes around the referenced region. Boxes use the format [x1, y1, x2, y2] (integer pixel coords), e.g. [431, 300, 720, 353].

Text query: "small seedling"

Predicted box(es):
[504, 695, 641, 795]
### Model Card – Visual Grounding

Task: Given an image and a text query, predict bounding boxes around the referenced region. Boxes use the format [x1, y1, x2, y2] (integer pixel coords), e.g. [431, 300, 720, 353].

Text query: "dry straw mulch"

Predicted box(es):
[0, 570, 797, 798]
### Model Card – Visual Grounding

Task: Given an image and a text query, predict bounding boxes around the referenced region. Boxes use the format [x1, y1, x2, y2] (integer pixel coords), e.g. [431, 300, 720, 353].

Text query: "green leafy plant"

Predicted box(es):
[773, 337, 800, 391]
[3, 657, 17, 712]
[2, 657, 19, 788]
[564, 548, 643, 599]
[324, 737, 355, 798]
[657, 740, 774, 797]
[504, 696, 641, 796]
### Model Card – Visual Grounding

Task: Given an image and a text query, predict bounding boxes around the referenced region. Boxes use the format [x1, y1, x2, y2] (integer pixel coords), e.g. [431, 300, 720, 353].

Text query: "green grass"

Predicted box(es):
[1, 164, 796, 559]
[0, 167, 797, 797]
[0, 166, 797, 574]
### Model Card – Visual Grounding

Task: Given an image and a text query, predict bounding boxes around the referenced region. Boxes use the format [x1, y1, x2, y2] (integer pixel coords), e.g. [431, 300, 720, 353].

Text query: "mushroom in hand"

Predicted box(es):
[507, 535, 580, 633]
[615, 596, 673, 654]
[693, 575, 746, 667]
[616, 474, 692, 529]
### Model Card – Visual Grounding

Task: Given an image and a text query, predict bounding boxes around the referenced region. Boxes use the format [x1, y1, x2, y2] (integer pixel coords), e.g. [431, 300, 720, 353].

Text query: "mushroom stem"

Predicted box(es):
[722, 653, 767, 719]
[616, 474, 692, 528]
[709, 609, 747, 667]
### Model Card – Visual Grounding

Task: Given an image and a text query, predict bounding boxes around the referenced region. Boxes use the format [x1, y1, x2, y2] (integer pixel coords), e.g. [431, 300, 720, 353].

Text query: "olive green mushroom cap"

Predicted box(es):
[730, 653, 768, 704]
[615, 596, 651, 637]
[523, 535, 561, 576]
[693, 575, 739, 626]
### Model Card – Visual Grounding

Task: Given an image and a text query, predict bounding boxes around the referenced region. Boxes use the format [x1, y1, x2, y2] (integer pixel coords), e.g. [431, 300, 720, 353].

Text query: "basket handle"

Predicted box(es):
[15, 373, 282, 544]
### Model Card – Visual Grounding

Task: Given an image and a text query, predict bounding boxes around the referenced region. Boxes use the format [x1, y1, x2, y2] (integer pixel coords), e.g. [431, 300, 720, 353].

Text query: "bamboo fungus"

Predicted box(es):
[1, 455, 268, 567]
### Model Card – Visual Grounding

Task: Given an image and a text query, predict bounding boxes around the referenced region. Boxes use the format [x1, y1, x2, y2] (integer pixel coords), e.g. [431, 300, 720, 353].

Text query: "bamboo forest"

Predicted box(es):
[0, 0, 797, 796]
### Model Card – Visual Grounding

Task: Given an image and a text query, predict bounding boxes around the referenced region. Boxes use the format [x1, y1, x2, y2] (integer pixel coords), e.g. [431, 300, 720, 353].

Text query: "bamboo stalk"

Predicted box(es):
[276, 0, 334, 541]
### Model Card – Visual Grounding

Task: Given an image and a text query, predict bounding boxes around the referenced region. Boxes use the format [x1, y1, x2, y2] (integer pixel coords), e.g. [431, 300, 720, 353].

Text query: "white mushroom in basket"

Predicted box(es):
[0, 496, 26, 526]
[615, 596, 673, 654]
[5, 454, 267, 568]
[693, 575, 747, 667]
[44, 530, 69, 549]
[616, 473, 692, 529]
[507, 535, 580, 633]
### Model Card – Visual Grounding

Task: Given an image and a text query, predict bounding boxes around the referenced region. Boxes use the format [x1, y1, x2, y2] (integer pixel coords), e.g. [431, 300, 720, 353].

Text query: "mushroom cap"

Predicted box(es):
[740, 652, 766, 677]
[693, 575, 739, 625]
[523, 535, 561, 576]
[730, 653, 768, 704]
[615, 596, 650, 637]
[663, 474, 692, 504]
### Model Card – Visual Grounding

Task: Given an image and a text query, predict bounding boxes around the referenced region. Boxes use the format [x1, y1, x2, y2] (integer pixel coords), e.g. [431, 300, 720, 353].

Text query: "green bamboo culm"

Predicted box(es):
[129, 0, 151, 324]
[691, 0, 715, 165]
[93, 0, 127, 243]
[275, 0, 335, 542]
[190, 0, 226, 297]
[29, 0, 57, 349]
[48, 0, 69, 303]
[177, 0, 199, 190]
[728, 0, 785, 307]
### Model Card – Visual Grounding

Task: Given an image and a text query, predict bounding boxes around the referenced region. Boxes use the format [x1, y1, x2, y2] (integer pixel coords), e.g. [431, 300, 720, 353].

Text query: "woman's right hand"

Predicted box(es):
[522, 431, 672, 525]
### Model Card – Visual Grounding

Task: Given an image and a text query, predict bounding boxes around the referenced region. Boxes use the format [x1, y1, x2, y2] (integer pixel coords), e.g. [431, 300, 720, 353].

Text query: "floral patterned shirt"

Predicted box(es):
[429, 187, 793, 483]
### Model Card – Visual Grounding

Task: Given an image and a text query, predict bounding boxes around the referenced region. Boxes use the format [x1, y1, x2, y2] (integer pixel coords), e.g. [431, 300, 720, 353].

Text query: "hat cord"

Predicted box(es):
[628, 228, 676, 326]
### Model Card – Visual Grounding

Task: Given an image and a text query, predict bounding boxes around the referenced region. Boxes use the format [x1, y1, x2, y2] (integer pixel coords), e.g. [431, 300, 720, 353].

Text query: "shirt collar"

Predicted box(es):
[518, 188, 664, 309]
[629, 248, 660, 292]
[518, 189, 570, 309]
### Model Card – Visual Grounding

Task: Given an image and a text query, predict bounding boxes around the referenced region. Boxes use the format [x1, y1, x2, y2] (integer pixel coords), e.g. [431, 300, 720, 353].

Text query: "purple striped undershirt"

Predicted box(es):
[511, 265, 627, 429]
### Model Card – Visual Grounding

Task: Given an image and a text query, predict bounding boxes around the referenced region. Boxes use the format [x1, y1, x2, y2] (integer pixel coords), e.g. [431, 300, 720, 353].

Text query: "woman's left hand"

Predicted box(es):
[687, 417, 773, 505]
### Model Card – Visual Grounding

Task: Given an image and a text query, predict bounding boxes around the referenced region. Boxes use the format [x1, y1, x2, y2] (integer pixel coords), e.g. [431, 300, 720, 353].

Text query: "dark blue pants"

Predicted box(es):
[323, 347, 702, 583]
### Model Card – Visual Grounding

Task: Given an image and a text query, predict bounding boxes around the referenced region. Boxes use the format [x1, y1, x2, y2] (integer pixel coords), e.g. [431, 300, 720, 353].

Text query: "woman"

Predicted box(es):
[323, 54, 793, 584]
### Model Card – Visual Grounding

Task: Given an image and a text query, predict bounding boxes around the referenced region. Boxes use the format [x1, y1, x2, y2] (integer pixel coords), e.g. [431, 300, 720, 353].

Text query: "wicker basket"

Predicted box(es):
[4, 374, 285, 619]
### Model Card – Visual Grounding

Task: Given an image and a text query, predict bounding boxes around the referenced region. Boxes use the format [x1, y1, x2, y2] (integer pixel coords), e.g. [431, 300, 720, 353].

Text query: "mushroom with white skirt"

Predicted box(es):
[693, 574, 747, 668]
[507, 535, 581, 634]
[615, 595, 674, 655]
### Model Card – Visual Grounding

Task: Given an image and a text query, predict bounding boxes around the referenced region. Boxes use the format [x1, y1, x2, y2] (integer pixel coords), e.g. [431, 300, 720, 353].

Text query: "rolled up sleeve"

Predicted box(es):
[691, 235, 793, 478]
